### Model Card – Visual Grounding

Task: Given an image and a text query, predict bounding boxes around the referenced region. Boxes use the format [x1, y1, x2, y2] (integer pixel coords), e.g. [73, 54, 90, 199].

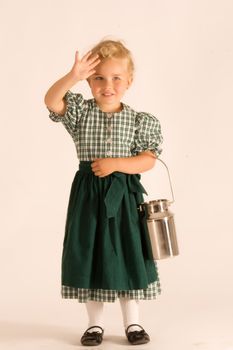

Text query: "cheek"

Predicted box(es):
[90, 83, 100, 92]
[117, 83, 129, 93]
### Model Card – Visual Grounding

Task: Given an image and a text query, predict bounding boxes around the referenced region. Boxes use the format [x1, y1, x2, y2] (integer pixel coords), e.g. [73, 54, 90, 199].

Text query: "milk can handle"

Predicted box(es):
[157, 158, 175, 203]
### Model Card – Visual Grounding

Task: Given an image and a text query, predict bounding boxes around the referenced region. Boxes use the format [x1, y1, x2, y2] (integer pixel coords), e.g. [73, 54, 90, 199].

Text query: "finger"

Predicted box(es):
[91, 167, 99, 173]
[82, 50, 93, 62]
[86, 69, 97, 78]
[94, 171, 102, 177]
[75, 50, 79, 63]
[91, 163, 99, 171]
[92, 158, 102, 164]
[87, 54, 100, 65]
[88, 59, 101, 70]
[91, 158, 102, 167]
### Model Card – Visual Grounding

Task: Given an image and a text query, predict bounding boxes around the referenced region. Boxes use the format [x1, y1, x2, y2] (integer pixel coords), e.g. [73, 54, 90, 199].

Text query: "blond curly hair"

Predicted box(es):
[90, 40, 134, 77]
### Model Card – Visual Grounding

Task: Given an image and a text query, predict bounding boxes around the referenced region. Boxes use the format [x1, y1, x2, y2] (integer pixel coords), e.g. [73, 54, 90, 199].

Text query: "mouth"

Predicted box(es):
[102, 92, 114, 97]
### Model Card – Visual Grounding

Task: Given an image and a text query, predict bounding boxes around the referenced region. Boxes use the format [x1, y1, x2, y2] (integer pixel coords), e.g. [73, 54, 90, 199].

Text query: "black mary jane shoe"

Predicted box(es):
[125, 324, 150, 345]
[81, 326, 104, 346]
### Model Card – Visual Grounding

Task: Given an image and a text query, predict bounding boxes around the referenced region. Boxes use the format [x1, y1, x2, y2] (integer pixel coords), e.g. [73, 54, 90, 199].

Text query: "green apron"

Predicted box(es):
[62, 161, 158, 290]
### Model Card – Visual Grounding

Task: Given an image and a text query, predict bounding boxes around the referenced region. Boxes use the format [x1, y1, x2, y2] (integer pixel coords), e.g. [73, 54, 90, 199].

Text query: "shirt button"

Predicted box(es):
[106, 138, 112, 144]
[107, 126, 112, 132]
[106, 113, 113, 119]
[106, 150, 112, 156]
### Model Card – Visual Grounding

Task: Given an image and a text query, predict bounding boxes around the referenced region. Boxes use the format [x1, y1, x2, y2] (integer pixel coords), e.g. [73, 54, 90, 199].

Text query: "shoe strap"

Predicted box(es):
[84, 326, 104, 334]
[126, 324, 144, 334]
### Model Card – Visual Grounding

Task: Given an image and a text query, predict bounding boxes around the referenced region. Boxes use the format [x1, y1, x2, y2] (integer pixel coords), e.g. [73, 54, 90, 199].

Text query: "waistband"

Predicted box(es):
[79, 161, 94, 172]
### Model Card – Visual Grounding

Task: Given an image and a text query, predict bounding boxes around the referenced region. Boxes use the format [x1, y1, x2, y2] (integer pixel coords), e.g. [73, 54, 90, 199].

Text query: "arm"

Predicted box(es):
[44, 51, 100, 115]
[91, 151, 156, 177]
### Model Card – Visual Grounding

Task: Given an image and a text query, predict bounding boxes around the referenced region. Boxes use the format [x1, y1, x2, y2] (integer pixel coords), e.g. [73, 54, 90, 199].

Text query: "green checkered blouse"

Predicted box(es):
[48, 90, 163, 159]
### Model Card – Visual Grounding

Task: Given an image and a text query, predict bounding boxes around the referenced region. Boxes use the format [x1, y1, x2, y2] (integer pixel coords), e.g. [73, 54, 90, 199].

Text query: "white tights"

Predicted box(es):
[85, 300, 104, 329]
[85, 299, 140, 332]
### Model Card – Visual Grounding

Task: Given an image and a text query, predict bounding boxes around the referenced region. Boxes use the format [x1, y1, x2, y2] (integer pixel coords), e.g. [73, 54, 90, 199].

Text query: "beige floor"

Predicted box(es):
[1, 292, 232, 350]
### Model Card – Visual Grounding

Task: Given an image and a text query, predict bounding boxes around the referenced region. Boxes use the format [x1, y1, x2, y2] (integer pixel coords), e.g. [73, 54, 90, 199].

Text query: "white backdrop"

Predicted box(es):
[1, 1, 233, 349]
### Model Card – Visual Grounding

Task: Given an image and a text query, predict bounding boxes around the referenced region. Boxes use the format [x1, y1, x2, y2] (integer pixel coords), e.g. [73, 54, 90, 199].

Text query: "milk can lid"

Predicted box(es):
[148, 199, 170, 212]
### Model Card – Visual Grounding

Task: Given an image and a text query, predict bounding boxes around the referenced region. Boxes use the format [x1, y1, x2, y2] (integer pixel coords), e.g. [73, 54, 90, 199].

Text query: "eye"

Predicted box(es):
[94, 76, 103, 80]
[113, 76, 121, 80]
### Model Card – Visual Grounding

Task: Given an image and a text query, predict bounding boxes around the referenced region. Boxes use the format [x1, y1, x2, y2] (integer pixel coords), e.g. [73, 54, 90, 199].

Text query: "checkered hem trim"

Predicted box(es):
[61, 281, 161, 303]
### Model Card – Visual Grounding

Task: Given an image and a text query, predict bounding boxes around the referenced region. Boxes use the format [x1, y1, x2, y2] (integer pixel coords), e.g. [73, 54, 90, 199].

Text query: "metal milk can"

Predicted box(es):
[139, 159, 179, 260]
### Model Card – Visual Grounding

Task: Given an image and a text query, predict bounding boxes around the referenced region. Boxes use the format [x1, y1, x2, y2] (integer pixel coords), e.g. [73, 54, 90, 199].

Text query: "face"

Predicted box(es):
[88, 58, 133, 112]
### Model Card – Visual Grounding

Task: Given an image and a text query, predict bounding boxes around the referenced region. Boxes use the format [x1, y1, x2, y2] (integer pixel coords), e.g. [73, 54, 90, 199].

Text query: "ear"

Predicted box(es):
[127, 76, 133, 89]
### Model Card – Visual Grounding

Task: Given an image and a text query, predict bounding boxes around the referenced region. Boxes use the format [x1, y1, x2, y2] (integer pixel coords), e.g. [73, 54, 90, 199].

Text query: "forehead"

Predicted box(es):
[95, 58, 129, 74]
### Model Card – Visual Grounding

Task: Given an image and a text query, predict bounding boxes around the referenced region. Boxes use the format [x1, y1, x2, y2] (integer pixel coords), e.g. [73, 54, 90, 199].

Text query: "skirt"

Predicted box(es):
[61, 161, 161, 302]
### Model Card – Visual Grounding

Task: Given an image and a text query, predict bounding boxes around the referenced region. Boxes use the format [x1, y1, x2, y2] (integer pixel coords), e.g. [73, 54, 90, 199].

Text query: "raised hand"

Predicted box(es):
[70, 51, 100, 81]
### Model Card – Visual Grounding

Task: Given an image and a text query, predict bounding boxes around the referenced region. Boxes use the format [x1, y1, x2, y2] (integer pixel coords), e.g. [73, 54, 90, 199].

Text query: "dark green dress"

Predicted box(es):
[48, 91, 163, 302]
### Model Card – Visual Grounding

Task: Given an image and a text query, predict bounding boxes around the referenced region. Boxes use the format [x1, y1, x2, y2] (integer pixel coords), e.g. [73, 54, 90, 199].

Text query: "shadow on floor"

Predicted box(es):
[0, 321, 153, 349]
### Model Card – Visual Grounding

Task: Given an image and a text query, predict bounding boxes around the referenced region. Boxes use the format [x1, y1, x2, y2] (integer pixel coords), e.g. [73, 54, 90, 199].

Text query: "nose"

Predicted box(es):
[103, 78, 113, 89]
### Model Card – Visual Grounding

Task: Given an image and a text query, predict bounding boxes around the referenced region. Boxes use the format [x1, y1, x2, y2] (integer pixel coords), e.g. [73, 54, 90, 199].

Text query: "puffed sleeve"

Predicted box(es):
[47, 90, 87, 134]
[132, 112, 163, 157]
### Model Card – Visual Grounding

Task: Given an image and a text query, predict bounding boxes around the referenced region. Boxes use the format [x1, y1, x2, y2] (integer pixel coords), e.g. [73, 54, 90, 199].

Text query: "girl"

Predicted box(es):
[44, 40, 163, 346]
